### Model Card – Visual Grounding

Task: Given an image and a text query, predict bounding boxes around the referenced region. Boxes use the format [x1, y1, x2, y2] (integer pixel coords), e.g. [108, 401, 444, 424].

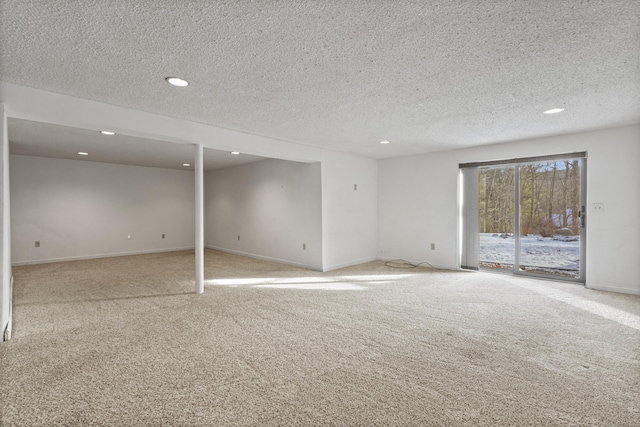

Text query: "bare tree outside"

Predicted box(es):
[479, 166, 515, 270]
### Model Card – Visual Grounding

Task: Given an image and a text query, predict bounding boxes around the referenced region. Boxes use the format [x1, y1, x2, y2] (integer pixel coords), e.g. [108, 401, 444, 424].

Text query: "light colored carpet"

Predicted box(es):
[1, 249, 639, 426]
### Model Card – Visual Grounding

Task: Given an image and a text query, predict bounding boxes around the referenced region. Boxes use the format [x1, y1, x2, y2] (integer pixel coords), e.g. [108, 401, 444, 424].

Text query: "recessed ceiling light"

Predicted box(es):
[380, 140, 391, 144]
[165, 77, 189, 87]
[78, 152, 89, 156]
[183, 163, 191, 167]
[543, 108, 565, 114]
[231, 151, 240, 155]
[100, 130, 115, 136]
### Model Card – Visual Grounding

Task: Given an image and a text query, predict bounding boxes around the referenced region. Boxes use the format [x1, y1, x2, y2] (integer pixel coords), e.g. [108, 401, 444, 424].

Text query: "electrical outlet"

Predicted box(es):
[430, 243, 436, 250]
[127, 235, 131, 240]
[592, 203, 604, 212]
[35, 241, 40, 248]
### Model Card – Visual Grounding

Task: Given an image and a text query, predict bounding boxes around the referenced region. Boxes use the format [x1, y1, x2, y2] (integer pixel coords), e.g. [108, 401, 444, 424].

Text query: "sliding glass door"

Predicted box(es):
[462, 153, 586, 282]
[517, 160, 583, 278]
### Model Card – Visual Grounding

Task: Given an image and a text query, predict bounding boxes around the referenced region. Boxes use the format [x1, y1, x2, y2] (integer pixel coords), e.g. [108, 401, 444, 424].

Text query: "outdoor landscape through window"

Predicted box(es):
[478, 160, 582, 278]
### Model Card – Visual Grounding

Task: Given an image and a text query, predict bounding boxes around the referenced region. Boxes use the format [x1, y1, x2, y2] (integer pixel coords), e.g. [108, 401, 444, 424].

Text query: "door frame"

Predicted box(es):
[460, 152, 587, 283]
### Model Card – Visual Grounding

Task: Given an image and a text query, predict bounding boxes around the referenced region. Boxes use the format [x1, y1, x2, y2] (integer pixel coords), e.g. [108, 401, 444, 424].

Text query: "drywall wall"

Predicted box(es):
[378, 124, 640, 294]
[378, 149, 460, 269]
[10, 155, 195, 264]
[321, 150, 378, 271]
[205, 158, 322, 270]
[1, 104, 12, 340]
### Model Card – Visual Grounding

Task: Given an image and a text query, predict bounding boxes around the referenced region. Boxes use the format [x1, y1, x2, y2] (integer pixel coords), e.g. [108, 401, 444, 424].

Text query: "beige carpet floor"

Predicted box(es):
[1, 249, 639, 426]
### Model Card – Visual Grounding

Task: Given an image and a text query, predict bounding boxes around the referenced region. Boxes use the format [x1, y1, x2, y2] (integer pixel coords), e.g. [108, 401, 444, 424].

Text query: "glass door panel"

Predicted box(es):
[518, 160, 582, 279]
[478, 166, 515, 272]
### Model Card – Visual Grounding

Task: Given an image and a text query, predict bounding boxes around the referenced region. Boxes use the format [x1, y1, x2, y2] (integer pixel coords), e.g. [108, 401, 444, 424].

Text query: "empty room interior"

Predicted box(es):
[1, 1, 639, 426]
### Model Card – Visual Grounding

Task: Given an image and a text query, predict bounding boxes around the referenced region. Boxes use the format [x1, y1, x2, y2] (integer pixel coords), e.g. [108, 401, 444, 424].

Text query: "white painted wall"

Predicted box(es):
[205, 158, 323, 270]
[1, 104, 12, 340]
[378, 124, 640, 295]
[321, 150, 378, 271]
[10, 155, 195, 264]
[2, 83, 379, 274]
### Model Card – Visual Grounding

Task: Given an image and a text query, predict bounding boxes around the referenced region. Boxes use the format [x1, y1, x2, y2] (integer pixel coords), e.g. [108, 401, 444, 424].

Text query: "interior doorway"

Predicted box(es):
[461, 153, 586, 282]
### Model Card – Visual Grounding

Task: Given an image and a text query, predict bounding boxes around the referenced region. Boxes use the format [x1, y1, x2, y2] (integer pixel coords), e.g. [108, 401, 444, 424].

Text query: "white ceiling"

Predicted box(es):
[1, 0, 639, 163]
[8, 118, 266, 171]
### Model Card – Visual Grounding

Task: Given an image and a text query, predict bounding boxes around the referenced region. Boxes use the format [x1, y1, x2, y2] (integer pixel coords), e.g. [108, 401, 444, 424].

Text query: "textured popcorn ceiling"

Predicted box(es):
[1, 0, 639, 159]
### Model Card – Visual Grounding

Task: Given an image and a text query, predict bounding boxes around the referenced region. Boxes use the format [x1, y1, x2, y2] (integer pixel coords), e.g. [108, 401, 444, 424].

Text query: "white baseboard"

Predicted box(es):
[205, 245, 322, 271]
[586, 283, 640, 296]
[11, 247, 195, 266]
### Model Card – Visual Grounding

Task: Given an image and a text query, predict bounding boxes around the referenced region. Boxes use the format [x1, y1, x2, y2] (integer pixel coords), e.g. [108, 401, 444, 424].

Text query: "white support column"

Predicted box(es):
[1, 104, 12, 340]
[195, 144, 205, 294]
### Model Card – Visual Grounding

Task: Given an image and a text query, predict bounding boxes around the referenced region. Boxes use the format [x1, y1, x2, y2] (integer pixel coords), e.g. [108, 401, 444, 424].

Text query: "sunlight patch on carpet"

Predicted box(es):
[205, 274, 414, 290]
[254, 282, 367, 290]
[512, 280, 640, 331]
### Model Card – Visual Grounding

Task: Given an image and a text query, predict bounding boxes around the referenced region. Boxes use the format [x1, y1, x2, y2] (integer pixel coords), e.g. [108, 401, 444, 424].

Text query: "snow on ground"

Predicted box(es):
[479, 233, 580, 276]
